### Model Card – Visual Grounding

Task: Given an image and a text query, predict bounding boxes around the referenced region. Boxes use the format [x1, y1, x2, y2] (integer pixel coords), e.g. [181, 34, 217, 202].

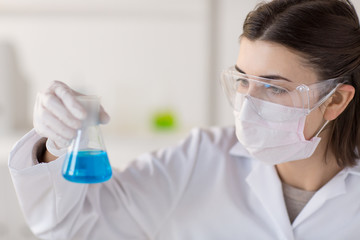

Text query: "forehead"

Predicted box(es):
[237, 37, 318, 85]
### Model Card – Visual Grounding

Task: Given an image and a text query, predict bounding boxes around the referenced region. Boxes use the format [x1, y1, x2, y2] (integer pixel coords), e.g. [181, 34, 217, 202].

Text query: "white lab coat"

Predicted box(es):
[8, 127, 360, 240]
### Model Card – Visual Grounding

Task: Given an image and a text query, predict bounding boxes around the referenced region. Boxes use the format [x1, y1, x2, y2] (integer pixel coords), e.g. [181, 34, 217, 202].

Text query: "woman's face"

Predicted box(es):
[236, 37, 326, 140]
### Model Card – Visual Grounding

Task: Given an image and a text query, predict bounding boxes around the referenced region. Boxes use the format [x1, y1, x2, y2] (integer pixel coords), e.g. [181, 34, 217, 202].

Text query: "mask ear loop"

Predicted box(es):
[314, 120, 330, 138]
[312, 80, 345, 137]
[308, 81, 343, 139]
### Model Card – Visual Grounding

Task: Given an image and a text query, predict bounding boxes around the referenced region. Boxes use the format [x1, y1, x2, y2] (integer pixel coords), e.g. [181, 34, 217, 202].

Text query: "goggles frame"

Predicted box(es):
[221, 65, 347, 121]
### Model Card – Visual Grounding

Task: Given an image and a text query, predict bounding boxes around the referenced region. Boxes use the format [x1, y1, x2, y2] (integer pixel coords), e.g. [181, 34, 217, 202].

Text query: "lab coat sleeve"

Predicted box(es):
[8, 128, 202, 239]
[8, 129, 92, 239]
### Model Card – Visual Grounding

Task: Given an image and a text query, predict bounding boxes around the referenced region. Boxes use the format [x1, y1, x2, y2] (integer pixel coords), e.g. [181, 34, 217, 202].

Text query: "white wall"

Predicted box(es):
[0, 0, 211, 136]
[1, 0, 360, 135]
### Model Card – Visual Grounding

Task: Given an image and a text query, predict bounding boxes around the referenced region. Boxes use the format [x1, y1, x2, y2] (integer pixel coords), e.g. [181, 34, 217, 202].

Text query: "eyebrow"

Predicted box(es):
[234, 65, 292, 82]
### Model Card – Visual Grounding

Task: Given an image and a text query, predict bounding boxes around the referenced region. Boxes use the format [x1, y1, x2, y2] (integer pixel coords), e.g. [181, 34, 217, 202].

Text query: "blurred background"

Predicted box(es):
[1, 0, 360, 239]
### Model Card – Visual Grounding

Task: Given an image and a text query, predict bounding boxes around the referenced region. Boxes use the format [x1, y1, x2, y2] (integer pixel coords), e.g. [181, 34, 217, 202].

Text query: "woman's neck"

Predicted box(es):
[275, 138, 343, 192]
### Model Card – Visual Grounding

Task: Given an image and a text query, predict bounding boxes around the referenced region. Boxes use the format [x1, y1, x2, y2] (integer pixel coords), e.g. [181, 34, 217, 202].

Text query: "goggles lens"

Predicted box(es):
[235, 75, 300, 107]
[221, 66, 345, 121]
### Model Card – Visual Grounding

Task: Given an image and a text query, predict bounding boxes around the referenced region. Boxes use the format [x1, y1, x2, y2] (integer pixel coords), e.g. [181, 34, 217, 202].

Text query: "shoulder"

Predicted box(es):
[177, 126, 254, 170]
[143, 126, 241, 172]
[184, 126, 237, 150]
[126, 126, 250, 179]
[186, 126, 252, 160]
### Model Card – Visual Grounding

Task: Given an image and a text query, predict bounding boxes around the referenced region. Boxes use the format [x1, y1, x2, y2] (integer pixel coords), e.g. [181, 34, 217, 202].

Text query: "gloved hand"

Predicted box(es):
[33, 81, 110, 157]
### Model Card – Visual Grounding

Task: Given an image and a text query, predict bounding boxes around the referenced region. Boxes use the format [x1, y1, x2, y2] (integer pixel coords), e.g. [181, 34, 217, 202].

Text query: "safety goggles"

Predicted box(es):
[220, 66, 347, 121]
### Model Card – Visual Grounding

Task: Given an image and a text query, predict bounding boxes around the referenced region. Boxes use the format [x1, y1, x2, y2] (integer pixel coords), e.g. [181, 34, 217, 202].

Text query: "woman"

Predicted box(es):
[9, 0, 360, 239]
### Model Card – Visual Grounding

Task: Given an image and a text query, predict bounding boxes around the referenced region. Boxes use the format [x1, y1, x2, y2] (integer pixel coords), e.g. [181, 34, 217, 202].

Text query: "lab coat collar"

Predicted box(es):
[243, 161, 350, 236]
[230, 142, 294, 238]
[245, 162, 295, 240]
[293, 160, 360, 227]
[229, 142, 251, 158]
[229, 142, 360, 235]
[229, 142, 360, 233]
[292, 167, 349, 227]
[346, 160, 360, 176]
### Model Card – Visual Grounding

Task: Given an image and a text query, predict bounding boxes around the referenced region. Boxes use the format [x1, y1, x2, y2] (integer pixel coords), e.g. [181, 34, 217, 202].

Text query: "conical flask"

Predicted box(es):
[62, 96, 112, 184]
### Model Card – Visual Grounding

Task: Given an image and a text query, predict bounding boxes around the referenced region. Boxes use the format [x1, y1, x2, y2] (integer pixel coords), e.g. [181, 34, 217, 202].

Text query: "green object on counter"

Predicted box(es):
[152, 110, 176, 130]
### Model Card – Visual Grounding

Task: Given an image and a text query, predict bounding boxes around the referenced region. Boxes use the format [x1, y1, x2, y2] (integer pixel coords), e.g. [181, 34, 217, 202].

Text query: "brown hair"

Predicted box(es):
[242, 0, 360, 167]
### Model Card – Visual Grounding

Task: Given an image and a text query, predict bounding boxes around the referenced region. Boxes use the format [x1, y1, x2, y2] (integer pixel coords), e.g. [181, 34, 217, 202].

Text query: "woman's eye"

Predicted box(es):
[237, 78, 249, 87]
[264, 84, 287, 94]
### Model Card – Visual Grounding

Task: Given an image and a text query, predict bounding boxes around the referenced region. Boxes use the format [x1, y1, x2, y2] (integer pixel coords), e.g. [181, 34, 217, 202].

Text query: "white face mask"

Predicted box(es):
[234, 94, 329, 165]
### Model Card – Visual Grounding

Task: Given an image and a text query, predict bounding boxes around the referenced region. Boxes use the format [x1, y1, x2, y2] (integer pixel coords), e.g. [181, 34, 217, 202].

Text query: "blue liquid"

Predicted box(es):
[62, 150, 112, 184]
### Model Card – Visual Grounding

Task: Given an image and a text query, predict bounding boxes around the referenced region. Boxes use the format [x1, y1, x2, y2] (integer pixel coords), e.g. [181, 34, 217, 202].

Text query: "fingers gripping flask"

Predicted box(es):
[62, 96, 112, 184]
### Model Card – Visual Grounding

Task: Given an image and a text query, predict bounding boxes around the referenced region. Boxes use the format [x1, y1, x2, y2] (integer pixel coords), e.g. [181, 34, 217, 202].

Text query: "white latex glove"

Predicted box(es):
[33, 81, 110, 156]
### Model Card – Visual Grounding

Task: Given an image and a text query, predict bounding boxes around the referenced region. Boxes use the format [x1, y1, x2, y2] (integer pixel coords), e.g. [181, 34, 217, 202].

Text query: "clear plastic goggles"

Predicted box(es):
[220, 66, 346, 121]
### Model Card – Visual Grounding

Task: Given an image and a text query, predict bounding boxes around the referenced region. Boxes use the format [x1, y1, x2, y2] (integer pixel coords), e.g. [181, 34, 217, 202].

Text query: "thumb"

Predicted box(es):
[99, 105, 110, 124]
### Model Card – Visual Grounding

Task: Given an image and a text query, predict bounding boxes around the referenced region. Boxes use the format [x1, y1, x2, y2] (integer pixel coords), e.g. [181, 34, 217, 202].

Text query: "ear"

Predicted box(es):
[323, 84, 355, 121]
